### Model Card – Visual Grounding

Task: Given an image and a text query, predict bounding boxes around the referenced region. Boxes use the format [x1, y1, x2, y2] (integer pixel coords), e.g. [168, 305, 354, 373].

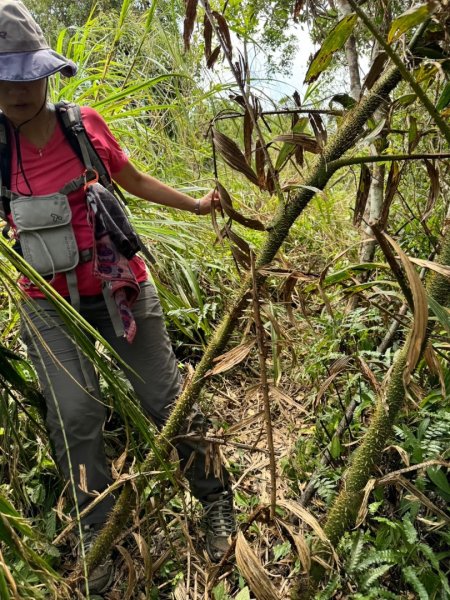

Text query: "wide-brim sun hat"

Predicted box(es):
[0, 0, 77, 81]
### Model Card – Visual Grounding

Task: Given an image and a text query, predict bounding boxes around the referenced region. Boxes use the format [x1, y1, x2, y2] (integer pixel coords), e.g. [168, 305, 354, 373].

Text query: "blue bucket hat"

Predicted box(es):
[0, 0, 77, 81]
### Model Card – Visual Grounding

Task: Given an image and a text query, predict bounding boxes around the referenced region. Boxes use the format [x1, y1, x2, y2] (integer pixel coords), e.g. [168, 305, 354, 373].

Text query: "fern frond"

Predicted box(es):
[403, 566, 429, 600]
[356, 549, 399, 571]
[361, 564, 394, 588]
[347, 531, 365, 574]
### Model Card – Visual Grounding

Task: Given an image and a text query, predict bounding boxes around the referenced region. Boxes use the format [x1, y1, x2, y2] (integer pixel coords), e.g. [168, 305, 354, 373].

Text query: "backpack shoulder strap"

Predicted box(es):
[56, 101, 155, 264]
[55, 100, 113, 189]
[0, 112, 12, 220]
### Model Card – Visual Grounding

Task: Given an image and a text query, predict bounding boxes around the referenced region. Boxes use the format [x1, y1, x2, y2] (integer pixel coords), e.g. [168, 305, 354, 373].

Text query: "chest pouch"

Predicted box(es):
[11, 193, 79, 277]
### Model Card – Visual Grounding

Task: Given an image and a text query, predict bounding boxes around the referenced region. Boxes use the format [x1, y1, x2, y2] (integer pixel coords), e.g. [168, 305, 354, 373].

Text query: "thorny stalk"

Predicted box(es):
[250, 253, 277, 520]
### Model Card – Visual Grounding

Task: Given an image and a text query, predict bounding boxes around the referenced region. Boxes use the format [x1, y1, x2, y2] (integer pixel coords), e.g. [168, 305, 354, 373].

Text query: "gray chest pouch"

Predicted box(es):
[11, 193, 79, 277]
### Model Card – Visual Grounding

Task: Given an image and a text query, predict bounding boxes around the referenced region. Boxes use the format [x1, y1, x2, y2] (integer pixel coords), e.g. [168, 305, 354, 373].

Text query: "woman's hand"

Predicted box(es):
[196, 189, 220, 215]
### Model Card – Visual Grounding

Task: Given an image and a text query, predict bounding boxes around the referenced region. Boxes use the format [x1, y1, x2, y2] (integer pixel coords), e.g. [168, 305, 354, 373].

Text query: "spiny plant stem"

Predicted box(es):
[81, 56, 407, 582]
[294, 228, 450, 598]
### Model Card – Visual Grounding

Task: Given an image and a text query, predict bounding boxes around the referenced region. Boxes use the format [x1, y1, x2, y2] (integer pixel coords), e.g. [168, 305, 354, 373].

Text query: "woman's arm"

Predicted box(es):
[112, 161, 219, 216]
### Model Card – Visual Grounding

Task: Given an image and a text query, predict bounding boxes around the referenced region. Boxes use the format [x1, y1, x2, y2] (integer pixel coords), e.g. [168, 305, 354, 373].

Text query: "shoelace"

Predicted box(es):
[204, 493, 235, 536]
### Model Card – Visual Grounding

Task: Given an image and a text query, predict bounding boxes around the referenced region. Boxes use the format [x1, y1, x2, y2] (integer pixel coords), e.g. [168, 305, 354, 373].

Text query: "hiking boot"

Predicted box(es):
[201, 488, 236, 562]
[79, 524, 114, 595]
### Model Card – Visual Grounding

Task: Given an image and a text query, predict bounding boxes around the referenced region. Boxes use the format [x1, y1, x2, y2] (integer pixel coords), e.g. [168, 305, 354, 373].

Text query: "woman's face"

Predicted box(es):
[0, 78, 48, 126]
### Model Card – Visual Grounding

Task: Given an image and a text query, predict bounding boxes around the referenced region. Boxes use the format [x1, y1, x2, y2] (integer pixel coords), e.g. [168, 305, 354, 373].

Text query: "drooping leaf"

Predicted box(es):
[423, 159, 440, 216]
[183, 0, 198, 51]
[363, 52, 388, 90]
[207, 339, 256, 376]
[309, 112, 327, 149]
[428, 295, 450, 334]
[388, 2, 438, 44]
[305, 13, 358, 83]
[354, 164, 372, 226]
[203, 13, 212, 61]
[273, 133, 320, 155]
[216, 181, 265, 230]
[255, 139, 266, 187]
[380, 161, 401, 227]
[274, 117, 309, 170]
[207, 45, 221, 69]
[244, 109, 253, 164]
[213, 130, 259, 186]
[212, 11, 232, 54]
[437, 81, 450, 111]
[235, 532, 280, 600]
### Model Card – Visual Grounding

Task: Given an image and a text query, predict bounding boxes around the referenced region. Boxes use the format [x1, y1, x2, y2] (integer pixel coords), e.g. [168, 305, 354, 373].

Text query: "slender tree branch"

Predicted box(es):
[251, 253, 277, 520]
[330, 152, 450, 170]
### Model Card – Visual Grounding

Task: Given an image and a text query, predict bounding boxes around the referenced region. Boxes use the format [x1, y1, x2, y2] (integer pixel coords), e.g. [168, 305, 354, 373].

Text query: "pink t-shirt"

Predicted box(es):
[9, 106, 148, 297]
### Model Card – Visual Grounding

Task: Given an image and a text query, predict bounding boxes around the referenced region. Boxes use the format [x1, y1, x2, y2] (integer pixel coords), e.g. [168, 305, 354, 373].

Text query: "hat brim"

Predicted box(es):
[0, 48, 77, 81]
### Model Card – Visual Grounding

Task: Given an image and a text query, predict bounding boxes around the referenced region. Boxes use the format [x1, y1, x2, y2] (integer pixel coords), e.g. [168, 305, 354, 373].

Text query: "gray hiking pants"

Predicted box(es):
[21, 281, 228, 525]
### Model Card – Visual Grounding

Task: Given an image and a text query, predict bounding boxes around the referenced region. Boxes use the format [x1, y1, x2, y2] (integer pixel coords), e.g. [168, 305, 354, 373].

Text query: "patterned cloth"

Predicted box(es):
[87, 183, 141, 342]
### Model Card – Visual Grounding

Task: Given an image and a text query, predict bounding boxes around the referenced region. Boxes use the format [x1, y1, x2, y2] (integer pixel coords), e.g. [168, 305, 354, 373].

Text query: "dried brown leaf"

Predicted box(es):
[273, 133, 320, 154]
[207, 45, 221, 69]
[116, 545, 137, 600]
[183, 0, 198, 51]
[207, 339, 256, 376]
[255, 139, 266, 187]
[244, 109, 253, 164]
[235, 531, 280, 600]
[278, 500, 338, 564]
[356, 478, 377, 527]
[380, 161, 401, 228]
[357, 357, 381, 394]
[383, 234, 428, 383]
[363, 52, 388, 90]
[309, 112, 327, 149]
[277, 519, 311, 573]
[216, 181, 265, 230]
[354, 164, 372, 226]
[213, 129, 259, 186]
[423, 159, 440, 217]
[407, 257, 450, 278]
[203, 13, 212, 60]
[423, 344, 446, 397]
[212, 11, 232, 54]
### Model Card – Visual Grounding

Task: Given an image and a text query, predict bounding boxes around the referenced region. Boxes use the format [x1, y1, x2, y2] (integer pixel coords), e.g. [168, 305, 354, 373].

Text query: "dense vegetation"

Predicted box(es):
[1, 0, 449, 598]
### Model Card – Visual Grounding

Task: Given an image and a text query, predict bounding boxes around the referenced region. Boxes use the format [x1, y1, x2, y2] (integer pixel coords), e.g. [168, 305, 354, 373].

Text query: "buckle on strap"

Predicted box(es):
[79, 247, 93, 263]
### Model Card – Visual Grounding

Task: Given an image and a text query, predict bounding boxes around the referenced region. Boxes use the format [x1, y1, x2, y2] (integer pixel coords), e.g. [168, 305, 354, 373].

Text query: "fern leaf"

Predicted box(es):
[347, 531, 365, 574]
[361, 564, 394, 588]
[403, 566, 429, 600]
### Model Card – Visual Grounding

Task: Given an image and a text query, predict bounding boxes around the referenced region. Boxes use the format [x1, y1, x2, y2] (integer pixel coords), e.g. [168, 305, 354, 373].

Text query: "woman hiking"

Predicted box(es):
[0, 0, 235, 594]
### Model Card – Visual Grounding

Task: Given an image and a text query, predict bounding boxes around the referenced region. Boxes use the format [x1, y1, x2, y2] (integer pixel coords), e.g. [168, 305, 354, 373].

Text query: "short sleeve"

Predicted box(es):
[80, 106, 129, 176]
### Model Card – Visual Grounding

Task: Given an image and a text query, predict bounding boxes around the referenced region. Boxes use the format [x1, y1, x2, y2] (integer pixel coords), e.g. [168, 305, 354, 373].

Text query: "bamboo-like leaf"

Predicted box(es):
[203, 13, 212, 60]
[206, 339, 256, 376]
[277, 519, 311, 573]
[354, 164, 372, 226]
[305, 13, 358, 83]
[255, 139, 266, 187]
[207, 45, 221, 69]
[235, 532, 280, 600]
[388, 2, 438, 44]
[428, 296, 450, 334]
[309, 112, 327, 148]
[278, 500, 338, 563]
[212, 11, 232, 54]
[383, 234, 428, 382]
[436, 81, 450, 111]
[363, 52, 388, 90]
[183, 0, 198, 51]
[213, 130, 259, 186]
[272, 133, 320, 154]
[423, 159, 440, 215]
[408, 257, 450, 278]
[244, 109, 253, 164]
[216, 181, 265, 230]
[380, 161, 401, 227]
